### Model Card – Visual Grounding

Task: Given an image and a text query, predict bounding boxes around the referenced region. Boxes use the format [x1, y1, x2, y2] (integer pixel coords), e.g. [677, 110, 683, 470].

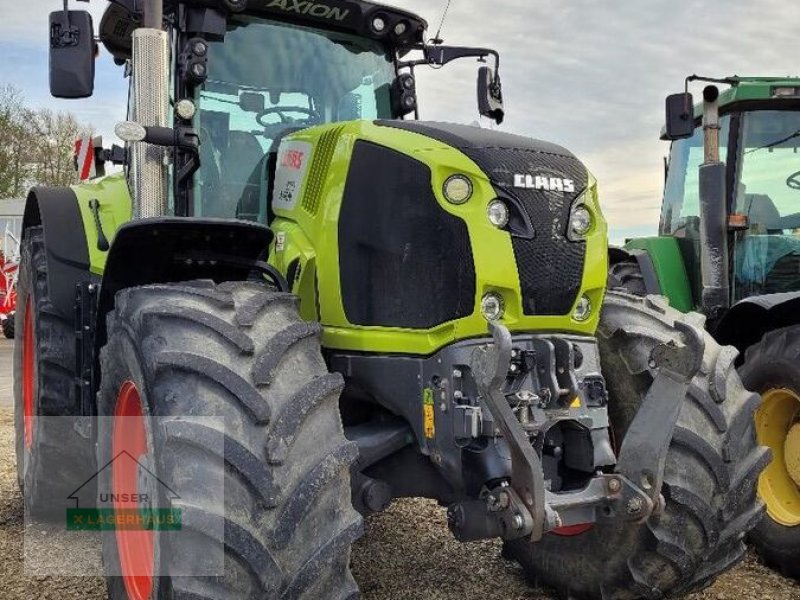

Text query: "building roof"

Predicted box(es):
[0, 200, 25, 217]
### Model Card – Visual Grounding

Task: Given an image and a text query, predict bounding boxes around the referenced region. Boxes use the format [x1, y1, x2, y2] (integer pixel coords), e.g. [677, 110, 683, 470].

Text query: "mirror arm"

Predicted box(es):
[399, 45, 500, 73]
[424, 45, 500, 72]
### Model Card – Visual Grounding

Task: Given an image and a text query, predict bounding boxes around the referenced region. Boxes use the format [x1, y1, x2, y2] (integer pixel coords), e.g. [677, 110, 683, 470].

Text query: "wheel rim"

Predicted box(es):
[550, 523, 594, 537]
[22, 296, 34, 449]
[755, 388, 800, 527]
[113, 381, 154, 600]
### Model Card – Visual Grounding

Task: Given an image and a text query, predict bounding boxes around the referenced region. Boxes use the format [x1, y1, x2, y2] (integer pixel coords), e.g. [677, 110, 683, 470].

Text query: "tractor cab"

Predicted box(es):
[53, 0, 504, 223]
[659, 78, 800, 306]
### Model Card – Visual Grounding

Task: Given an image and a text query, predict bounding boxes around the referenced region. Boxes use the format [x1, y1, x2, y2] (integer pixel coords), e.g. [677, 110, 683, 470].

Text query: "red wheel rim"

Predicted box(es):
[113, 381, 154, 600]
[550, 523, 594, 537]
[22, 296, 34, 449]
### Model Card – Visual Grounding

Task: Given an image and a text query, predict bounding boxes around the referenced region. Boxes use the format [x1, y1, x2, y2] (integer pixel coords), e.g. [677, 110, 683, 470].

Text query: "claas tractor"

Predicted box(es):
[610, 76, 800, 581]
[16, 2, 768, 598]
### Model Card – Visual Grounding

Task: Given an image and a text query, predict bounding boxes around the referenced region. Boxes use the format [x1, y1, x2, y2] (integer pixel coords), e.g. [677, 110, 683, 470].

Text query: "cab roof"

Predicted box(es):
[660, 76, 800, 139]
[102, 0, 427, 61]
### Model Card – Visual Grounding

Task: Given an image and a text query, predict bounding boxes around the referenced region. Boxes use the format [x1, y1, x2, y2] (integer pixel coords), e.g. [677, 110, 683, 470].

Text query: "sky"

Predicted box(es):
[2, 0, 800, 243]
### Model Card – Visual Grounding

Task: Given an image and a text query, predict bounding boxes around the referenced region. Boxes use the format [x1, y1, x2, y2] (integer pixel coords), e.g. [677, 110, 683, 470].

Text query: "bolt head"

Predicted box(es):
[627, 497, 644, 514]
[513, 514, 525, 530]
[608, 478, 621, 493]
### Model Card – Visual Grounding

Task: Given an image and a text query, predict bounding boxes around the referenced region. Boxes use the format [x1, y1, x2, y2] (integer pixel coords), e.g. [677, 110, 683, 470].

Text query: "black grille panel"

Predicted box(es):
[489, 149, 587, 315]
[339, 141, 476, 329]
[376, 121, 589, 317]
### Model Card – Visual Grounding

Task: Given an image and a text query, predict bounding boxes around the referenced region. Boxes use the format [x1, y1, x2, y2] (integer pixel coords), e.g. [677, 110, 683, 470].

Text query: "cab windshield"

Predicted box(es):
[192, 15, 396, 219]
[733, 110, 800, 300]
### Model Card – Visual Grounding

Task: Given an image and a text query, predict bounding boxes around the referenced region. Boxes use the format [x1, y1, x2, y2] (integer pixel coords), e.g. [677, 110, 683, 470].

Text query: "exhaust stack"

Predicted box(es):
[130, 0, 169, 218]
[698, 85, 730, 318]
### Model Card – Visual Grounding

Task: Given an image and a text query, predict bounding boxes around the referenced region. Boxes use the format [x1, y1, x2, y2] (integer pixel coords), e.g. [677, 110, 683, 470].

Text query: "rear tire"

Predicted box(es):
[739, 326, 800, 581]
[98, 280, 362, 599]
[3, 312, 15, 339]
[13, 226, 91, 516]
[504, 292, 769, 599]
[608, 260, 647, 296]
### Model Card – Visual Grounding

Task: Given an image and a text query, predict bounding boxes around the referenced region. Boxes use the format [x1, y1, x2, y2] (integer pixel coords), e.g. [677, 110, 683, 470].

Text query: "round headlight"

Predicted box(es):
[481, 293, 505, 321]
[487, 200, 510, 228]
[394, 21, 408, 36]
[570, 205, 593, 237]
[573, 295, 592, 322]
[443, 175, 474, 205]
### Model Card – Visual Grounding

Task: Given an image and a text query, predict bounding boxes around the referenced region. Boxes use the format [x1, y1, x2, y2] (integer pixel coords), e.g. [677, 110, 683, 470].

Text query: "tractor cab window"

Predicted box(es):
[661, 116, 731, 302]
[733, 110, 800, 300]
[191, 15, 396, 220]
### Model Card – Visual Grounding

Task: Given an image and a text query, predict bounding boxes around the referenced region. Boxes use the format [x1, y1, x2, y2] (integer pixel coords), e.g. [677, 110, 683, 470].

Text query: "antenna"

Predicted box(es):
[432, 0, 454, 45]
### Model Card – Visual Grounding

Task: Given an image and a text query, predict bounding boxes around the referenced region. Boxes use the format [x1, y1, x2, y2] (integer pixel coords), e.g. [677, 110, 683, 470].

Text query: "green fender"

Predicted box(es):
[624, 237, 694, 313]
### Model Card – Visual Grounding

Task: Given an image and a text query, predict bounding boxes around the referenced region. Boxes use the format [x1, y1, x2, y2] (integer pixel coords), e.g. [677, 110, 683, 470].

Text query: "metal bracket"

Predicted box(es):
[615, 320, 705, 504]
[471, 321, 549, 540]
[74, 281, 98, 435]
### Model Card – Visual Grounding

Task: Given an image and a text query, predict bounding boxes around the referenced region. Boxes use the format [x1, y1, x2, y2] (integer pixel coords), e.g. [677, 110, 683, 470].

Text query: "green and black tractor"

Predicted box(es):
[17, 2, 769, 598]
[610, 76, 800, 580]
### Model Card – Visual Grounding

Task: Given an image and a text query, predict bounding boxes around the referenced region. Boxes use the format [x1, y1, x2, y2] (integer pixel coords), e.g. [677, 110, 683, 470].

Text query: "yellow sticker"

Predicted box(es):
[570, 396, 582, 409]
[423, 388, 435, 439]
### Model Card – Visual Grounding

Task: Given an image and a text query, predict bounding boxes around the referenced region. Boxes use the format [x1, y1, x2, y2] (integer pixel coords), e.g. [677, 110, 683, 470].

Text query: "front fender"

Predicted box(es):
[22, 186, 95, 319]
[95, 216, 274, 353]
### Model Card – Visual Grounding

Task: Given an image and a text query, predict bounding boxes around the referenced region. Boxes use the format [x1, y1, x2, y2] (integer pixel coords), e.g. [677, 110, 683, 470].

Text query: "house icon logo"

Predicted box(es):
[65, 450, 182, 531]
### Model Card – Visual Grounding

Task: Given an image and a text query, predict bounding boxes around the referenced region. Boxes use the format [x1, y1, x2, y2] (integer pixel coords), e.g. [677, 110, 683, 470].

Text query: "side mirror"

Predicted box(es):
[664, 93, 694, 140]
[49, 10, 96, 99]
[478, 66, 504, 125]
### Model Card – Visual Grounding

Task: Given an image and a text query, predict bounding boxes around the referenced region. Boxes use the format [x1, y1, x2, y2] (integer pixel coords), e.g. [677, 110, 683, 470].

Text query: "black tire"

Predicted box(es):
[3, 312, 15, 339]
[608, 260, 647, 296]
[14, 226, 92, 516]
[739, 326, 800, 581]
[504, 291, 769, 599]
[97, 280, 362, 599]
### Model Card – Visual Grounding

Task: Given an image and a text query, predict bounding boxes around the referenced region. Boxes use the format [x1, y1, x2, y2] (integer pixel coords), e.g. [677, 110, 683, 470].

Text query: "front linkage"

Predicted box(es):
[453, 319, 705, 542]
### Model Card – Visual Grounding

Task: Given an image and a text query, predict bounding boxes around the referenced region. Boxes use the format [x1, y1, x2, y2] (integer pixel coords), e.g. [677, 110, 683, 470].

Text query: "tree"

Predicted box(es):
[30, 109, 92, 188]
[0, 84, 93, 197]
[0, 84, 36, 198]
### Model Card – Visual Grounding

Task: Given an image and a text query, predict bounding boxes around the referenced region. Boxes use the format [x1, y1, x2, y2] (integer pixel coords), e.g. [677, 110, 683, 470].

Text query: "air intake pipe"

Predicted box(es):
[130, 0, 169, 218]
[698, 85, 730, 318]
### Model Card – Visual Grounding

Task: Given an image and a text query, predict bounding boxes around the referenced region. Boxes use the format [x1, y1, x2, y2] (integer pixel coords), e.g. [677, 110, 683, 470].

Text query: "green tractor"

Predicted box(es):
[610, 76, 800, 580]
[17, 2, 767, 598]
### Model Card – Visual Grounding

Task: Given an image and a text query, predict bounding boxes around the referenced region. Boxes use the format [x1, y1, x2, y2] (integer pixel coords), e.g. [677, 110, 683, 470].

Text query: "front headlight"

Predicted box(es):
[569, 205, 593, 237]
[566, 182, 597, 241]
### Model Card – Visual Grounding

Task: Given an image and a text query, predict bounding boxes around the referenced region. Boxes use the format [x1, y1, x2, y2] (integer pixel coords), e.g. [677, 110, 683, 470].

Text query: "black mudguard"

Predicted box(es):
[22, 187, 95, 319]
[714, 291, 800, 351]
[94, 216, 274, 354]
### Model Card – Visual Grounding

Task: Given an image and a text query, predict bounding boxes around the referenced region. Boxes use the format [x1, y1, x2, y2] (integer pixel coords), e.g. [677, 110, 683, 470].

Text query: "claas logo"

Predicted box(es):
[281, 150, 305, 170]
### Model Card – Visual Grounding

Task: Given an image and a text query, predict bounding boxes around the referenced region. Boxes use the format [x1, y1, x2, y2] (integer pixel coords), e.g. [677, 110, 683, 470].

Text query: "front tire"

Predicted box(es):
[98, 281, 362, 599]
[504, 292, 769, 599]
[739, 326, 800, 581]
[14, 226, 90, 516]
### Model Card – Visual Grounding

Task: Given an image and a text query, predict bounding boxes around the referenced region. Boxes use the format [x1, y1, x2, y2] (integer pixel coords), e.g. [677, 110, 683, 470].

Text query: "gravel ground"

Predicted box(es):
[0, 405, 797, 599]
